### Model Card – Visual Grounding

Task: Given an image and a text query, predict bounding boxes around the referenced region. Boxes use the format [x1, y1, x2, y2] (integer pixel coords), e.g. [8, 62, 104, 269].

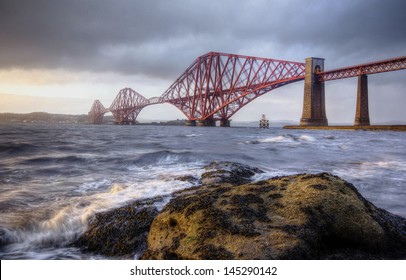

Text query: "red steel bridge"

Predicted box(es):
[89, 52, 406, 126]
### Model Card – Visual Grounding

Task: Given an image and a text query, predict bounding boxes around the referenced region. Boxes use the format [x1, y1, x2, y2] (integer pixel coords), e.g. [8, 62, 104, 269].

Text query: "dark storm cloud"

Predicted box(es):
[0, 0, 405, 78]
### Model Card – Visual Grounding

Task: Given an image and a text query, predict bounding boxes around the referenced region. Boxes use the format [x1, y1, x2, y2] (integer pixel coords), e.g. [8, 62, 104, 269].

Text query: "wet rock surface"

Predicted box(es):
[72, 197, 161, 257]
[200, 161, 264, 185]
[142, 173, 406, 260]
[72, 161, 262, 258]
[72, 161, 406, 259]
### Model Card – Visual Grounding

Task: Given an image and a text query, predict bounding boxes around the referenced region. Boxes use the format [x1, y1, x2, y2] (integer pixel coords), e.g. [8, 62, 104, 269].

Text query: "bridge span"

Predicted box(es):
[89, 52, 405, 126]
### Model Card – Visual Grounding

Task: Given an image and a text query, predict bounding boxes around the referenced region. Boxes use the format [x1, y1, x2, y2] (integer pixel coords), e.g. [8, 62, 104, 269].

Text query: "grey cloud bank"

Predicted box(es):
[0, 0, 405, 122]
[1, 0, 405, 77]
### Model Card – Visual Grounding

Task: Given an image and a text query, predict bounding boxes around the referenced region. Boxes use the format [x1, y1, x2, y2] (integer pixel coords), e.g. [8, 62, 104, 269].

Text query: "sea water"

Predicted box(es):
[0, 124, 405, 259]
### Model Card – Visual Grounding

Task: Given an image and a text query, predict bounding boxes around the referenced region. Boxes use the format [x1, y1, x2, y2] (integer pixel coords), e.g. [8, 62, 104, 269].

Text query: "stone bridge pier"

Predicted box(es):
[300, 57, 372, 127]
[300, 57, 328, 126]
[354, 74, 370, 126]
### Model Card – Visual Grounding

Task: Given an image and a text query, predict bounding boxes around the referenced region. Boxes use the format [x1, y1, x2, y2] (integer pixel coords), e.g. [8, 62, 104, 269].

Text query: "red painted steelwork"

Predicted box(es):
[317, 56, 406, 82]
[109, 88, 150, 124]
[160, 52, 306, 121]
[89, 53, 405, 125]
[88, 100, 109, 124]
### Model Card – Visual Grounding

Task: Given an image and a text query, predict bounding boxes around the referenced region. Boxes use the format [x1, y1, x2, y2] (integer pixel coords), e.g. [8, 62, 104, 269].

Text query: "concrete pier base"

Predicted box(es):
[300, 57, 328, 126]
[186, 120, 197, 126]
[354, 75, 370, 126]
[299, 118, 328, 126]
[197, 118, 216, 126]
[219, 119, 231, 127]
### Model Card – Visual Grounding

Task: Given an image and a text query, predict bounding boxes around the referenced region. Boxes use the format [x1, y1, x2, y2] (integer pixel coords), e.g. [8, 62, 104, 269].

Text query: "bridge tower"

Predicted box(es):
[300, 57, 328, 126]
[354, 74, 370, 126]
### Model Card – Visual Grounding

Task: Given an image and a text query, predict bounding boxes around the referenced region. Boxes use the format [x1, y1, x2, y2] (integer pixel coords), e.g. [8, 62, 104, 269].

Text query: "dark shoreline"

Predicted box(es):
[284, 125, 406, 131]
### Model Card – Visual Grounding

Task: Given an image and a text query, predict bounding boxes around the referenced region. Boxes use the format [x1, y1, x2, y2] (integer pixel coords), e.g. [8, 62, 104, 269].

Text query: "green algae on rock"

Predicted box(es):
[72, 161, 264, 258]
[73, 198, 161, 257]
[142, 173, 406, 260]
[71, 162, 406, 259]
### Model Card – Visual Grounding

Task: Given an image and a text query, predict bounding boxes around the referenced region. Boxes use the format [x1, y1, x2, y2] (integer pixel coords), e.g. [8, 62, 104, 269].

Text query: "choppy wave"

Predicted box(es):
[133, 150, 194, 165]
[0, 142, 39, 155]
[1, 124, 405, 259]
[246, 134, 316, 144]
[75, 179, 113, 194]
[0, 161, 203, 259]
[185, 133, 203, 137]
[363, 160, 406, 171]
[334, 159, 406, 179]
[22, 155, 89, 165]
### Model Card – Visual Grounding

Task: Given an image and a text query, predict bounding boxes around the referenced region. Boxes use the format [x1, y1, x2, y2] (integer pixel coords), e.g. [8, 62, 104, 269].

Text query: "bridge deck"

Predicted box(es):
[317, 56, 406, 81]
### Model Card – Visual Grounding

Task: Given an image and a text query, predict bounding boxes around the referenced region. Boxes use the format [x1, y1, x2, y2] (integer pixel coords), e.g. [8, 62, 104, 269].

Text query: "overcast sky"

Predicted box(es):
[0, 0, 405, 123]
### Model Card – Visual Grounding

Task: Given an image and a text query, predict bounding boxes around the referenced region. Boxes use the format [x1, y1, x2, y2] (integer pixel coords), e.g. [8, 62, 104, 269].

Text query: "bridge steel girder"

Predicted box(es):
[160, 52, 306, 122]
[88, 100, 109, 124]
[316, 56, 406, 81]
[314, 56, 405, 127]
[109, 88, 150, 124]
[89, 53, 406, 127]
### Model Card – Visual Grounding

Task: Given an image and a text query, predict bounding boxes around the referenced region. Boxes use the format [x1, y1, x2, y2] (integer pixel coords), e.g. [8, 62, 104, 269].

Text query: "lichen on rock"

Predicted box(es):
[72, 161, 406, 260]
[73, 197, 161, 257]
[142, 173, 406, 260]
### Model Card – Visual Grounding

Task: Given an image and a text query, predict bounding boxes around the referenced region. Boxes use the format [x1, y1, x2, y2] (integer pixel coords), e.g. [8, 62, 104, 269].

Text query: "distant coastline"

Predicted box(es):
[0, 112, 89, 124]
[1, 112, 405, 129]
[0, 112, 188, 126]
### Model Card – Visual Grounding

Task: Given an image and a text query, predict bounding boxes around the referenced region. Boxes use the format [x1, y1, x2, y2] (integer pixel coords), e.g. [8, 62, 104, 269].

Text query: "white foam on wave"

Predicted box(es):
[128, 158, 205, 179]
[2, 161, 206, 255]
[186, 133, 203, 137]
[157, 154, 180, 165]
[346, 160, 406, 171]
[4, 198, 101, 249]
[108, 183, 127, 194]
[251, 169, 295, 182]
[247, 134, 317, 145]
[334, 159, 406, 181]
[75, 178, 112, 194]
[254, 135, 294, 143]
[298, 135, 316, 142]
[370, 160, 406, 172]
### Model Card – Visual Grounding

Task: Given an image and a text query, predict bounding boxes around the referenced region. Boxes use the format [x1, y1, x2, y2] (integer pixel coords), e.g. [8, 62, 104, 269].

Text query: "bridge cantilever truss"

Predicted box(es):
[161, 52, 306, 122]
[109, 88, 150, 124]
[89, 52, 405, 126]
[89, 89, 166, 124]
[88, 100, 109, 124]
[88, 52, 306, 124]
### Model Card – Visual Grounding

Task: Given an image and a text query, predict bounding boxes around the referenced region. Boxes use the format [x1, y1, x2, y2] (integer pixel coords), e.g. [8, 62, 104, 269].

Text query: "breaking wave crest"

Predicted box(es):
[246, 134, 316, 144]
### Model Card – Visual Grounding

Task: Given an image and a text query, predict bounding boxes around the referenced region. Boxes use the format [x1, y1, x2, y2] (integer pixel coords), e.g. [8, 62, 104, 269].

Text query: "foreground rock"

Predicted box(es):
[73, 161, 262, 257]
[201, 161, 264, 185]
[73, 198, 161, 257]
[142, 173, 406, 259]
[72, 162, 406, 259]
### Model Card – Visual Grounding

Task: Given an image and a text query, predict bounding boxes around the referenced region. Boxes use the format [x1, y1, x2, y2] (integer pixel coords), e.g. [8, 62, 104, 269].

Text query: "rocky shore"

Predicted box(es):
[72, 162, 406, 259]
